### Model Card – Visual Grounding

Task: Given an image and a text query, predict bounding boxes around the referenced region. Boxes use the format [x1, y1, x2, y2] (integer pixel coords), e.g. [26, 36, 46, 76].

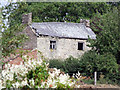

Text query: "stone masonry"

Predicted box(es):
[37, 36, 91, 59]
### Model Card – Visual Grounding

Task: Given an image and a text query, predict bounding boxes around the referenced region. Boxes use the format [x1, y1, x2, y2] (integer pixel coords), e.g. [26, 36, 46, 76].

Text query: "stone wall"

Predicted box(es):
[37, 36, 91, 59]
[22, 13, 32, 25]
[21, 26, 37, 49]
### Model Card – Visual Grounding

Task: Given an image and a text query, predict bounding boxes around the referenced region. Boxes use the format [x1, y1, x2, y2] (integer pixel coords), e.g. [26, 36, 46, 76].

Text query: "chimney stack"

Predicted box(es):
[22, 13, 32, 25]
[80, 19, 90, 27]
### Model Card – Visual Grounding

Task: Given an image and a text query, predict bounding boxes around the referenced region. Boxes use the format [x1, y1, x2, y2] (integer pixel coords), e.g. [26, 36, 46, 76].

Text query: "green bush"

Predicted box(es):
[82, 78, 94, 84]
[48, 59, 65, 72]
[49, 51, 120, 85]
[78, 51, 98, 76]
[27, 61, 49, 88]
[64, 56, 80, 74]
[49, 57, 81, 76]
[79, 50, 120, 85]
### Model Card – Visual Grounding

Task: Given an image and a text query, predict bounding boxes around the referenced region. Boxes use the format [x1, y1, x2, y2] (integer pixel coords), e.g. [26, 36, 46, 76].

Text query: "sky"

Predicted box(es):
[0, 0, 10, 31]
[0, 0, 9, 8]
[0, 0, 17, 8]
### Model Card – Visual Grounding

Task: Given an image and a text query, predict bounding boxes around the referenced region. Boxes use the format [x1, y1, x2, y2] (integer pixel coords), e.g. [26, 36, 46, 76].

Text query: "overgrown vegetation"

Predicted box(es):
[1, 2, 120, 86]
[0, 54, 86, 89]
[4, 2, 111, 24]
[49, 52, 120, 85]
[48, 59, 65, 72]
[89, 6, 120, 64]
[1, 3, 28, 57]
[26, 61, 49, 88]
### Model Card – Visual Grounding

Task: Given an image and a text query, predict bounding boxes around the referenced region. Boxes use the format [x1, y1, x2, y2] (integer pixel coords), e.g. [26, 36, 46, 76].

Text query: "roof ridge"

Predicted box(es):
[31, 22, 96, 39]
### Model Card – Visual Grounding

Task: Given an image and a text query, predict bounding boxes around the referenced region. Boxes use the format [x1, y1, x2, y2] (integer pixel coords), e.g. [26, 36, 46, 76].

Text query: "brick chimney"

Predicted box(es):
[22, 13, 32, 25]
[80, 19, 90, 27]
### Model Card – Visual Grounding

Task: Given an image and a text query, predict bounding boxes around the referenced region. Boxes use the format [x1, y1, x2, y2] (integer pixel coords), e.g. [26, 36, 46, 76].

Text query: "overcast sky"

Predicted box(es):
[0, 0, 9, 8]
[0, 0, 17, 8]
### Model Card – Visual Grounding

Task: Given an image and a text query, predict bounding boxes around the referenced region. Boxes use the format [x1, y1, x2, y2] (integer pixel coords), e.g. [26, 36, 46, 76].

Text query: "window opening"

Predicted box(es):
[78, 42, 83, 50]
[50, 41, 56, 49]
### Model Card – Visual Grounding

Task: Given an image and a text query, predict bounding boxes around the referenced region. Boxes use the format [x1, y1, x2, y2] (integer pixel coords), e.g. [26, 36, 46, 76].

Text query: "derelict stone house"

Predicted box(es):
[22, 13, 96, 59]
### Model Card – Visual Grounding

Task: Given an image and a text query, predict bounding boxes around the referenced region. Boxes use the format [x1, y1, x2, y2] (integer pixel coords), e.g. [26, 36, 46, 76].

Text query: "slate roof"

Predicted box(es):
[31, 22, 96, 39]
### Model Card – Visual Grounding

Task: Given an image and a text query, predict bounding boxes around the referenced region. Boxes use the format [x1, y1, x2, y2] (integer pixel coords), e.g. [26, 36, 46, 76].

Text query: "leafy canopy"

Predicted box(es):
[1, 3, 28, 57]
[89, 6, 120, 63]
[8, 2, 110, 24]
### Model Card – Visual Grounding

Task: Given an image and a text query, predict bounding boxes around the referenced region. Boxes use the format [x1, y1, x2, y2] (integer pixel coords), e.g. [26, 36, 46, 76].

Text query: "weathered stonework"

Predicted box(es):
[21, 26, 37, 49]
[22, 13, 32, 25]
[21, 13, 95, 59]
[37, 36, 91, 59]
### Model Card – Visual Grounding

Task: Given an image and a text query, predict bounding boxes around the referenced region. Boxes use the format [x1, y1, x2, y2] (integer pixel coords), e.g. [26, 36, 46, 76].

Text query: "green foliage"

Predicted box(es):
[79, 50, 120, 85]
[1, 3, 28, 57]
[56, 83, 66, 89]
[97, 72, 120, 85]
[80, 51, 119, 76]
[27, 61, 49, 88]
[89, 6, 120, 64]
[56, 82, 71, 90]
[1, 24, 28, 57]
[49, 57, 81, 75]
[49, 59, 65, 72]
[105, 72, 120, 85]
[87, 4, 120, 85]
[6, 80, 13, 88]
[49, 53, 120, 85]
[7, 2, 111, 24]
[0, 7, 2, 59]
[82, 78, 94, 84]
[64, 56, 80, 74]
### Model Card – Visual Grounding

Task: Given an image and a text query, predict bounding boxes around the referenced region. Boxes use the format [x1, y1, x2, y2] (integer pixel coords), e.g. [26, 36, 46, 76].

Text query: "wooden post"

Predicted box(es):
[94, 71, 97, 85]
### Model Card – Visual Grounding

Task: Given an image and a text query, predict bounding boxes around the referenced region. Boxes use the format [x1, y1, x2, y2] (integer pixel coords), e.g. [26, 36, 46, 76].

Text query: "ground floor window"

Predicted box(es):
[78, 42, 84, 50]
[50, 40, 56, 49]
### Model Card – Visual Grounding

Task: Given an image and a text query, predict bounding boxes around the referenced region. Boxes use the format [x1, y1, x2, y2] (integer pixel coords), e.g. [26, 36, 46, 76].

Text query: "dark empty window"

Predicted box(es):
[78, 42, 83, 50]
[50, 41, 56, 49]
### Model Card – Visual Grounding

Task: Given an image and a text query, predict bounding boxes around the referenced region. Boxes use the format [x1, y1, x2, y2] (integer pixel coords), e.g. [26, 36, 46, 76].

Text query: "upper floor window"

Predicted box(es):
[50, 41, 56, 50]
[78, 42, 84, 50]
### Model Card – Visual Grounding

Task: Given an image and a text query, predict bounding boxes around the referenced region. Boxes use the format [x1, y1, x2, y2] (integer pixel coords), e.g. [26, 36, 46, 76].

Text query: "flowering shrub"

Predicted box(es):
[27, 61, 49, 88]
[0, 54, 85, 89]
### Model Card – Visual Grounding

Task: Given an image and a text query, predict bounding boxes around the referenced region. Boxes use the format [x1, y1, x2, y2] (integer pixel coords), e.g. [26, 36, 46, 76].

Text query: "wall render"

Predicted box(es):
[37, 36, 91, 59]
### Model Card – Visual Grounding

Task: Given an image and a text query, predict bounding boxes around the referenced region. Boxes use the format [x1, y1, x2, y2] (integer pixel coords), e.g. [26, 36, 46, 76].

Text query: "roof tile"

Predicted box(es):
[31, 22, 96, 39]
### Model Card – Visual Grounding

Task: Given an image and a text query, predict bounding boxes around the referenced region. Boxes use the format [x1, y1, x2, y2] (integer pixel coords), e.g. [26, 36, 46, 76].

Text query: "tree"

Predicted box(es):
[83, 5, 120, 84]
[89, 6, 120, 64]
[7, 2, 111, 24]
[1, 3, 28, 57]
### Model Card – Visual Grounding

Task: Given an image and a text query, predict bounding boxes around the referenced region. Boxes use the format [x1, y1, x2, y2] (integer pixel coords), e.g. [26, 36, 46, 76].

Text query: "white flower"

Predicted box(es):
[0, 53, 82, 89]
[73, 71, 82, 79]
[29, 78, 35, 86]
[12, 81, 20, 88]
[77, 71, 80, 76]
[0, 80, 3, 89]
[48, 72, 55, 78]
[54, 68, 60, 76]
[68, 81, 75, 86]
[2, 70, 7, 77]
[21, 78, 28, 86]
[40, 81, 46, 88]
[58, 74, 69, 84]
[75, 85, 80, 88]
